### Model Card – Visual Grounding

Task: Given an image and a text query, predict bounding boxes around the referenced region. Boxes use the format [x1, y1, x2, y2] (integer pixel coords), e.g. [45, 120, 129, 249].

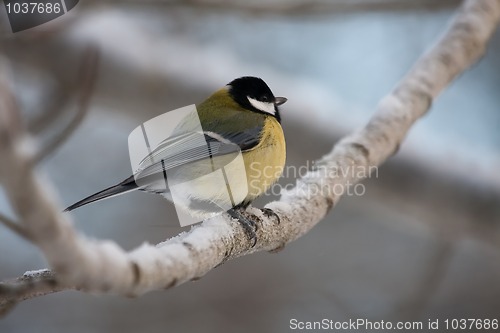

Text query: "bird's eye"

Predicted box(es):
[260, 96, 269, 102]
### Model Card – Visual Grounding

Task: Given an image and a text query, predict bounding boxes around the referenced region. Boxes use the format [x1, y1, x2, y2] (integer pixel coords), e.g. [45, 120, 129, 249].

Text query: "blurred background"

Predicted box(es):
[1, 0, 499, 332]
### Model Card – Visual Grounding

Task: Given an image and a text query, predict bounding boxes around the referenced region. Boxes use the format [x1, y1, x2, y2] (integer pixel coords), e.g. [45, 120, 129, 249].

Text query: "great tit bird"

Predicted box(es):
[65, 76, 287, 242]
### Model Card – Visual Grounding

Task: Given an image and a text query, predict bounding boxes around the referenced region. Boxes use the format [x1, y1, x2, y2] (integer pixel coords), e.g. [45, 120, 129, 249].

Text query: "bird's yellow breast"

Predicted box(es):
[242, 116, 286, 203]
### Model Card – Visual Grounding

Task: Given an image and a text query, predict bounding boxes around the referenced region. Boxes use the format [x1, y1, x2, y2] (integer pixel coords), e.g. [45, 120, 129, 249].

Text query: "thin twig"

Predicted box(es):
[28, 87, 73, 135]
[34, 46, 99, 163]
[0, 212, 31, 240]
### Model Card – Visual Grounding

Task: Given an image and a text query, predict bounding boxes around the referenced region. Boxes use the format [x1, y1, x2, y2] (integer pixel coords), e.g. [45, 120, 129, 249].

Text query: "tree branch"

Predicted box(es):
[0, 0, 499, 315]
[0, 269, 65, 317]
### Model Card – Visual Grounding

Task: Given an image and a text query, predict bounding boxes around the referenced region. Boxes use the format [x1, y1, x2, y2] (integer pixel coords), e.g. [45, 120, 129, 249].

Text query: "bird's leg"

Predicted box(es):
[227, 207, 257, 247]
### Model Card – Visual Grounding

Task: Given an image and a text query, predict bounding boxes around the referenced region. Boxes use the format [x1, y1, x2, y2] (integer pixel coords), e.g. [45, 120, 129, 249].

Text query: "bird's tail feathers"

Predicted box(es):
[64, 176, 138, 212]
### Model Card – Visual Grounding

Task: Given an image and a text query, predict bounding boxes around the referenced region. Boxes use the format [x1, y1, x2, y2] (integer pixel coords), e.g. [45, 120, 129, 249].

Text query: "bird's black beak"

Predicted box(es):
[274, 97, 287, 106]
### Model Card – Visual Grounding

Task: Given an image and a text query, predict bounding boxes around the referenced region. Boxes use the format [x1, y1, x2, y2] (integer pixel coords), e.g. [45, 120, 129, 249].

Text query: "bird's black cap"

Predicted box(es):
[228, 76, 285, 122]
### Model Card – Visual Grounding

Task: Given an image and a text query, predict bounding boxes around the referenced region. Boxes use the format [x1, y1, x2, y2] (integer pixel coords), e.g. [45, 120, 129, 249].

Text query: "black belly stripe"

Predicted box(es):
[161, 159, 168, 190]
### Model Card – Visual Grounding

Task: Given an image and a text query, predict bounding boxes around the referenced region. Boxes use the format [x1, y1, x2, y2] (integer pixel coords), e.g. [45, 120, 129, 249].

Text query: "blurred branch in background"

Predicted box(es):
[82, 0, 461, 14]
[33, 46, 99, 163]
[0, 0, 499, 318]
[0, 213, 30, 241]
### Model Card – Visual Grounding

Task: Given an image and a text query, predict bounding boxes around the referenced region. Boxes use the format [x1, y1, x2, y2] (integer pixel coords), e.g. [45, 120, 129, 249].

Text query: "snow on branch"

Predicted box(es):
[1, 0, 499, 316]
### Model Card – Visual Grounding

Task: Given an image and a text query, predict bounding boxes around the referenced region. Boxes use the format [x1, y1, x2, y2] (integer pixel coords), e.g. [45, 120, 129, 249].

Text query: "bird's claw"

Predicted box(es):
[261, 208, 280, 224]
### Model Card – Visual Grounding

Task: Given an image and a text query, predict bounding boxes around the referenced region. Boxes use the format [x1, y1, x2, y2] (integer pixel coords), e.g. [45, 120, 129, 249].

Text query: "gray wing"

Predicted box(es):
[134, 127, 262, 184]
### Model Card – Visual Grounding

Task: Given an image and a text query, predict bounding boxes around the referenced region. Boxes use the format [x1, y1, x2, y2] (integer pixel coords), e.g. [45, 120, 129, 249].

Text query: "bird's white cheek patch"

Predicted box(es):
[248, 97, 276, 115]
